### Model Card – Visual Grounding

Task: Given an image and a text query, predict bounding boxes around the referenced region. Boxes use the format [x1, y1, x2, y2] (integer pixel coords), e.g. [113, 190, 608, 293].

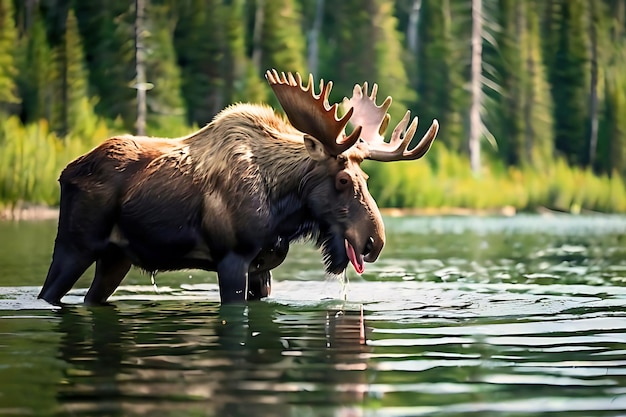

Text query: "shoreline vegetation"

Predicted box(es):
[2, 2, 626, 219]
[1, 117, 626, 221]
[1, 202, 620, 223]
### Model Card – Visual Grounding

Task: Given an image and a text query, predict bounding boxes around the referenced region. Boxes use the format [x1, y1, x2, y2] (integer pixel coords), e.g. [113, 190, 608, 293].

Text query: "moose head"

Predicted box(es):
[265, 70, 439, 276]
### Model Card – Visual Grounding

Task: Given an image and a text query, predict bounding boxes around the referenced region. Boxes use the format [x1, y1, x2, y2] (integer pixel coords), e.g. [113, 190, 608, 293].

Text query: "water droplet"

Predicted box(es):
[150, 271, 159, 293]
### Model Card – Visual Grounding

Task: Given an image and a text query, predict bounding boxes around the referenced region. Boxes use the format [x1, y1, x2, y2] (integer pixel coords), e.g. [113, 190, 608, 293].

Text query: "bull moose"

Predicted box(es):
[38, 70, 439, 305]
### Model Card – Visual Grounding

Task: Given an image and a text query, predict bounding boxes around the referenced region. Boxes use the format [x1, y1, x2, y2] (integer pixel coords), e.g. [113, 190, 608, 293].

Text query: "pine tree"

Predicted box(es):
[597, 0, 626, 177]
[73, 0, 136, 127]
[320, 0, 374, 100]
[412, 0, 465, 153]
[587, 0, 601, 166]
[543, 0, 589, 167]
[172, 0, 268, 125]
[249, 0, 305, 111]
[491, 0, 554, 168]
[370, 0, 415, 122]
[144, 4, 186, 133]
[522, 1, 554, 169]
[255, 0, 306, 75]
[490, 0, 523, 165]
[173, 0, 226, 125]
[222, 0, 266, 105]
[53, 9, 95, 136]
[17, 12, 54, 123]
[319, 0, 412, 124]
[0, 0, 20, 114]
[601, 67, 626, 177]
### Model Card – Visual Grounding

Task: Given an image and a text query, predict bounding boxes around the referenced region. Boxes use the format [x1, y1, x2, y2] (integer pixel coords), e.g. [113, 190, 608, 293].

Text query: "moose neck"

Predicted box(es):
[185, 103, 320, 240]
[255, 139, 319, 238]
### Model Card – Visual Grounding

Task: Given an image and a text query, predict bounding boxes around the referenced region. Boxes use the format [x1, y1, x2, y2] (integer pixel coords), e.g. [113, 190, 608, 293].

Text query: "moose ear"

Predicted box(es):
[304, 135, 331, 161]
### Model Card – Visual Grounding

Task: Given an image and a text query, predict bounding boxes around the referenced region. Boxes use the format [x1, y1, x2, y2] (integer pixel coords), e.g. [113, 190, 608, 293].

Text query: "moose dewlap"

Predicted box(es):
[38, 69, 439, 305]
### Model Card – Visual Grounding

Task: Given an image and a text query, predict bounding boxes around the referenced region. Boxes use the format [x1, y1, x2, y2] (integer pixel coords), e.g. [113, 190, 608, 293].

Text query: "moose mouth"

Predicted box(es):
[319, 229, 374, 275]
[345, 239, 365, 274]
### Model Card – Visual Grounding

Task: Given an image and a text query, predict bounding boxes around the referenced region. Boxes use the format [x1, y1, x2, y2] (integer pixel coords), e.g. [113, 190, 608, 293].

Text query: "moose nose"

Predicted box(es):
[363, 234, 384, 263]
[363, 237, 374, 256]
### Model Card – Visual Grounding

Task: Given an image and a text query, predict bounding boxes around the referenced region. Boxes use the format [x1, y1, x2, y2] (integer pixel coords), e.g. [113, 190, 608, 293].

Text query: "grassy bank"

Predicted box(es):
[0, 115, 108, 208]
[2, 117, 626, 214]
[366, 146, 626, 214]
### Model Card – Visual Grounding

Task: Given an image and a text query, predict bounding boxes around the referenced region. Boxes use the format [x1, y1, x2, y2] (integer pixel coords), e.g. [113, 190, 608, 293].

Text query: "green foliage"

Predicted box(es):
[542, 0, 589, 166]
[223, 0, 267, 104]
[0, 115, 109, 207]
[371, 0, 416, 122]
[17, 13, 55, 123]
[257, 0, 306, 74]
[172, 0, 222, 125]
[599, 59, 626, 178]
[74, 0, 136, 127]
[307, 0, 415, 124]
[489, 0, 554, 169]
[53, 9, 96, 136]
[412, 0, 466, 153]
[173, 0, 271, 125]
[1, 0, 626, 213]
[144, 4, 187, 134]
[0, 0, 19, 111]
[367, 145, 626, 213]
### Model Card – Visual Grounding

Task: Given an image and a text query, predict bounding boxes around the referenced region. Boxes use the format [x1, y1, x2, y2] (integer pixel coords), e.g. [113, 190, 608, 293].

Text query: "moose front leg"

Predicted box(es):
[217, 252, 250, 303]
[39, 242, 96, 305]
[247, 270, 272, 300]
[247, 238, 289, 300]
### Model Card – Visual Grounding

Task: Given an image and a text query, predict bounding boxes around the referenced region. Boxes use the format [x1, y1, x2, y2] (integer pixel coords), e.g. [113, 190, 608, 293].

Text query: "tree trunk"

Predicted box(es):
[521, 2, 534, 162]
[307, 0, 325, 76]
[588, 0, 599, 167]
[60, 8, 69, 137]
[252, 0, 265, 70]
[610, 0, 625, 41]
[24, 0, 37, 31]
[407, 0, 421, 53]
[469, 0, 483, 174]
[135, 0, 146, 136]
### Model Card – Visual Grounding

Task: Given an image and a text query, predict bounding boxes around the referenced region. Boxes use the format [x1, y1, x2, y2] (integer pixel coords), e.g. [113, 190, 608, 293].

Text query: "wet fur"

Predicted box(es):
[39, 104, 356, 304]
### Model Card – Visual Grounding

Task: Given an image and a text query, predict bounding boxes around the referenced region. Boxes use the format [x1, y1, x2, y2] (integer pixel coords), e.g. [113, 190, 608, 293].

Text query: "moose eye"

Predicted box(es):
[335, 171, 351, 191]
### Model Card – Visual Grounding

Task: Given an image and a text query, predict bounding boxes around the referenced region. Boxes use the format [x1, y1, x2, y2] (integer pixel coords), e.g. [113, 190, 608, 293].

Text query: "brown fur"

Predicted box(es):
[39, 103, 385, 305]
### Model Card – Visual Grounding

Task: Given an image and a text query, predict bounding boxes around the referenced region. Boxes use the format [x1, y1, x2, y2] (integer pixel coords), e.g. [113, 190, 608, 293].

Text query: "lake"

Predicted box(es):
[1, 214, 626, 416]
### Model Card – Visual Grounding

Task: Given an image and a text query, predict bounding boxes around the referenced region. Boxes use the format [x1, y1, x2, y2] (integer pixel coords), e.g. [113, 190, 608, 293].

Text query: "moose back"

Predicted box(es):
[39, 70, 439, 305]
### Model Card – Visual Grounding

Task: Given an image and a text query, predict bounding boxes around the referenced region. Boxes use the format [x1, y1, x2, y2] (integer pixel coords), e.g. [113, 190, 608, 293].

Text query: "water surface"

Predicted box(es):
[1, 215, 626, 416]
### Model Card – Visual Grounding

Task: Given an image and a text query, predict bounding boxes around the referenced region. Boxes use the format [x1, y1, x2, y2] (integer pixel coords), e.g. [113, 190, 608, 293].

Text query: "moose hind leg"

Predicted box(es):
[85, 245, 132, 305]
[39, 242, 95, 305]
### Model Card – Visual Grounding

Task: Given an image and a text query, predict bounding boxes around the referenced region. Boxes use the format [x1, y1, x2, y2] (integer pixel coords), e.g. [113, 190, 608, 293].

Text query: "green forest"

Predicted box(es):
[1, 0, 626, 213]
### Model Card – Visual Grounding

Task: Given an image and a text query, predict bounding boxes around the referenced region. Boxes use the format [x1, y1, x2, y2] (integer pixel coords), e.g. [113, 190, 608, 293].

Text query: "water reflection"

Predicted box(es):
[53, 301, 369, 416]
[2, 215, 626, 416]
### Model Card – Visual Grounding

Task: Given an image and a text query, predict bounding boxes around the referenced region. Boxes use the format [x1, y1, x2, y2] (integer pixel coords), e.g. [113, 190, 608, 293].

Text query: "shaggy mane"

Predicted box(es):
[183, 103, 313, 203]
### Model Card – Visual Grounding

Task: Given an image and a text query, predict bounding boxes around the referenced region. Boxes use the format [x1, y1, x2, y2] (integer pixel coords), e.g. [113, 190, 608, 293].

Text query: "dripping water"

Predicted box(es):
[150, 270, 159, 293]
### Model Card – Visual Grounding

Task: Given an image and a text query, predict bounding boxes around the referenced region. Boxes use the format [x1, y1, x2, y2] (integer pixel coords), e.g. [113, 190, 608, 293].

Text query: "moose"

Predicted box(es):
[38, 70, 439, 305]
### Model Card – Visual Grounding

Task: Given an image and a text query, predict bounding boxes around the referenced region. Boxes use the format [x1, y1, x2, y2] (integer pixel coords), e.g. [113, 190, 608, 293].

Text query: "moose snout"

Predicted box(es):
[363, 237, 374, 256]
[363, 235, 383, 263]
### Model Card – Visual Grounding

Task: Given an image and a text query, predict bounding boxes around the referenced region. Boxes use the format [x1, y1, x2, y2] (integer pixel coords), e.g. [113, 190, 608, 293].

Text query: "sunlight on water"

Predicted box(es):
[1, 215, 626, 416]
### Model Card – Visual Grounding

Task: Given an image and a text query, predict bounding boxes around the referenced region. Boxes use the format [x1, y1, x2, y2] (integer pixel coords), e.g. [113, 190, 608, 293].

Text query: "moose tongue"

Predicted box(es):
[345, 240, 365, 274]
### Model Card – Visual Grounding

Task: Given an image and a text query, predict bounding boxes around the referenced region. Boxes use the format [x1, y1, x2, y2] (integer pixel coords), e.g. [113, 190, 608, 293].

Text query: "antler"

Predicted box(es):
[343, 82, 439, 162]
[265, 69, 362, 156]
